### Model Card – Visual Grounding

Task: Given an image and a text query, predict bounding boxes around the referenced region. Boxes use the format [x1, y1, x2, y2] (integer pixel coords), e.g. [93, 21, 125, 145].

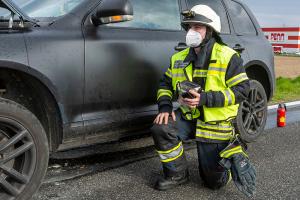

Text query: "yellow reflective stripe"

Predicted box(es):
[196, 130, 233, 140]
[226, 73, 249, 87]
[220, 146, 248, 158]
[157, 142, 184, 163]
[221, 89, 235, 106]
[197, 121, 233, 130]
[157, 142, 182, 154]
[165, 69, 172, 78]
[161, 148, 184, 163]
[221, 90, 228, 106]
[196, 133, 232, 141]
[193, 69, 208, 77]
[224, 150, 248, 159]
[209, 67, 227, 72]
[171, 68, 186, 78]
[208, 63, 227, 74]
[197, 124, 233, 131]
[227, 88, 235, 105]
[157, 89, 172, 100]
[220, 146, 242, 157]
[209, 63, 227, 68]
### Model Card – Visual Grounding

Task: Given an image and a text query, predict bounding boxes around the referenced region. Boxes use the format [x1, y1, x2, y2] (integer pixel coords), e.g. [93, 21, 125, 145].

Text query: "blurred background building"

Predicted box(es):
[262, 27, 300, 54]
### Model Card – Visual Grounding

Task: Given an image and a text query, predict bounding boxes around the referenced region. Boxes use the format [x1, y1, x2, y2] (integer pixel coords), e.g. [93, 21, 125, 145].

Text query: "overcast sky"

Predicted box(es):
[242, 0, 300, 27]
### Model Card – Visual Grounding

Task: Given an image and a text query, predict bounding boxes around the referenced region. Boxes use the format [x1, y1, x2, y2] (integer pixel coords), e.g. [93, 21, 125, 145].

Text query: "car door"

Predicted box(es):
[185, 0, 249, 62]
[223, 0, 268, 65]
[83, 0, 186, 140]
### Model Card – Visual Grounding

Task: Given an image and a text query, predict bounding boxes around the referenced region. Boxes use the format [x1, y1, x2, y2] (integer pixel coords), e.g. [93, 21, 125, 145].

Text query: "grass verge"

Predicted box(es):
[275, 53, 300, 57]
[270, 76, 300, 105]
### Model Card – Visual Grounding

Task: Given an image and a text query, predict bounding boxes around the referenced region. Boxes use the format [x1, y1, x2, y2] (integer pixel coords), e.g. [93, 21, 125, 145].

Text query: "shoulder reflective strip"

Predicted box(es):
[208, 67, 227, 72]
[226, 73, 249, 87]
[196, 130, 233, 140]
[161, 148, 184, 163]
[157, 142, 182, 154]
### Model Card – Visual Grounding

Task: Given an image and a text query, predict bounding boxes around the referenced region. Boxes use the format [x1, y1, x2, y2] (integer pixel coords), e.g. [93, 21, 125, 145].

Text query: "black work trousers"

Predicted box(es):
[151, 110, 230, 190]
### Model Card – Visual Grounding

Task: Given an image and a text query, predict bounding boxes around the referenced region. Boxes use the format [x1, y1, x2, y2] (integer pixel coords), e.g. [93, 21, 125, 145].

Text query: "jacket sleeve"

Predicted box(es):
[199, 54, 250, 108]
[157, 62, 174, 114]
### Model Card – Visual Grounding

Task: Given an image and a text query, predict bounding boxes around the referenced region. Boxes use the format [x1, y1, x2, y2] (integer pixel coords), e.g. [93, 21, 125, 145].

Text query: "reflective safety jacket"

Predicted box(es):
[157, 40, 250, 143]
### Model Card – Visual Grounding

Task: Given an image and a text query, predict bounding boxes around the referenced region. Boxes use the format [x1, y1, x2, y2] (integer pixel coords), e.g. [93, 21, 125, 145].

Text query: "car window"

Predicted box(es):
[0, 6, 12, 20]
[186, 0, 230, 34]
[226, 0, 257, 35]
[10, 0, 85, 18]
[0, 6, 20, 25]
[108, 0, 181, 30]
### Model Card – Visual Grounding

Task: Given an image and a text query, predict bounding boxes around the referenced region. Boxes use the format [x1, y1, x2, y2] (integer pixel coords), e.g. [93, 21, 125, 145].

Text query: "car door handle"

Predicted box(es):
[175, 42, 188, 51]
[233, 44, 245, 53]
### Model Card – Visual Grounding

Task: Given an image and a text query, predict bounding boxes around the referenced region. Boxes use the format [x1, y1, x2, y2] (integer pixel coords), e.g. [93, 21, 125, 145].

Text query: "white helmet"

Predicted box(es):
[181, 5, 221, 33]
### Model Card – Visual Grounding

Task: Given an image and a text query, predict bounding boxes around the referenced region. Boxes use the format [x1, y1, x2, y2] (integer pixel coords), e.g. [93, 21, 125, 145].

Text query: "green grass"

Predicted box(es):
[275, 53, 300, 57]
[270, 76, 300, 104]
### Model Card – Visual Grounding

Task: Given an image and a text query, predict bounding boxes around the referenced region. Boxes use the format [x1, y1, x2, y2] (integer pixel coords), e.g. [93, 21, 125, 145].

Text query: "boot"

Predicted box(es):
[155, 169, 189, 191]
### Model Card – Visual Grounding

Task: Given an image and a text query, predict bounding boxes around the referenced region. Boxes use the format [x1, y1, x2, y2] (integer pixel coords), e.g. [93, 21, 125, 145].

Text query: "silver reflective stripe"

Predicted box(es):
[172, 73, 186, 78]
[174, 61, 188, 69]
[158, 145, 183, 161]
[209, 67, 226, 72]
[225, 89, 232, 105]
[227, 74, 248, 87]
[197, 121, 232, 129]
[196, 130, 232, 139]
[194, 72, 207, 77]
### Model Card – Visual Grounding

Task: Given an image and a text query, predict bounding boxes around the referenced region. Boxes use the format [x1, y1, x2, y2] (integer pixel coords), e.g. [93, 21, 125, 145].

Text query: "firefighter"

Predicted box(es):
[151, 4, 256, 197]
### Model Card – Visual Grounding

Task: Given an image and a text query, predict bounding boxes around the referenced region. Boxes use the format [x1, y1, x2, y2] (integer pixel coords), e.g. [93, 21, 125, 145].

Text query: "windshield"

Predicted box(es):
[9, 0, 86, 19]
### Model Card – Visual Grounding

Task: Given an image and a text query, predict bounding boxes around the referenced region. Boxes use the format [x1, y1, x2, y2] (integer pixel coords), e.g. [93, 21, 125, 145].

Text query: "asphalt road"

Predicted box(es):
[33, 122, 300, 200]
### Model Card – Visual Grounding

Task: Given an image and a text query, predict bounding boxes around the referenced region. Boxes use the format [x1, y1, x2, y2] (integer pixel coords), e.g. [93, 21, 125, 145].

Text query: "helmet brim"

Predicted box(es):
[181, 20, 213, 32]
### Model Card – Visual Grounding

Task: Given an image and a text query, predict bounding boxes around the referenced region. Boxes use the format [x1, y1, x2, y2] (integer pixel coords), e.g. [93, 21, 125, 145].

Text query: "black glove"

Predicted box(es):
[219, 138, 256, 197]
[231, 154, 256, 197]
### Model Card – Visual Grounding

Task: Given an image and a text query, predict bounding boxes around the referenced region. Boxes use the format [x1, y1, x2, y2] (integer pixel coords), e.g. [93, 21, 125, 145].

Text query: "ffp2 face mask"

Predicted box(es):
[186, 29, 203, 48]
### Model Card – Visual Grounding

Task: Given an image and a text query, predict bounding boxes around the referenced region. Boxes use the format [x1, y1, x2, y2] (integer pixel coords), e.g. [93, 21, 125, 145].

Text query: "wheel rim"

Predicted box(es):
[241, 87, 267, 135]
[0, 117, 37, 200]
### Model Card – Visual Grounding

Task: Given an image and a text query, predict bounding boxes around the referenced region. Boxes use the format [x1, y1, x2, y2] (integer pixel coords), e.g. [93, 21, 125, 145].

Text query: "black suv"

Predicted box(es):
[0, 0, 274, 199]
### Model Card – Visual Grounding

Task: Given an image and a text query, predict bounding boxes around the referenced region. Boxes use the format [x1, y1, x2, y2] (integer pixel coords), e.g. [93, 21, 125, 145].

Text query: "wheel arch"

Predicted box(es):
[244, 60, 274, 101]
[0, 60, 63, 152]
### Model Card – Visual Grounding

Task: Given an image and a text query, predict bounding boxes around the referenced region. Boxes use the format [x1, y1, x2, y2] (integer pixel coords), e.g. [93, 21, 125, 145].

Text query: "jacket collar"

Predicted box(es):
[184, 38, 216, 69]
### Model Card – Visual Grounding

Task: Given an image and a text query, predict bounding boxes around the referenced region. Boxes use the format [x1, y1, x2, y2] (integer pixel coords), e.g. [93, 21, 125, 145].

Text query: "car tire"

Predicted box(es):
[0, 97, 49, 200]
[234, 80, 268, 143]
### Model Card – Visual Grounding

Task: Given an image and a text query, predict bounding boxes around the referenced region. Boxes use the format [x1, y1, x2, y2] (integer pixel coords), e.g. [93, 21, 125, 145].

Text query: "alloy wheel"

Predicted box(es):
[241, 87, 267, 135]
[0, 117, 36, 200]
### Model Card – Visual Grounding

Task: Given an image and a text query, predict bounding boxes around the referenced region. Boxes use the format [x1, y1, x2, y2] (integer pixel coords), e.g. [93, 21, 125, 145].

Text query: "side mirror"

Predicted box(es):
[91, 0, 133, 26]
